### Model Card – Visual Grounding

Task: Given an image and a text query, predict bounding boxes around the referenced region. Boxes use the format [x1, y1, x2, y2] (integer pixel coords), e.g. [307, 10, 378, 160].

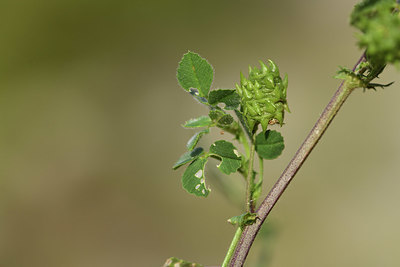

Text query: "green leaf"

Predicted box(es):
[183, 116, 212, 128]
[163, 257, 203, 267]
[209, 141, 241, 175]
[182, 158, 210, 197]
[209, 89, 240, 110]
[209, 110, 234, 127]
[173, 147, 204, 170]
[177, 51, 214, 98]
[228, 212, 257, 228]
[186, 129, 209, 151]
[217, 114, 234, 126]
[255, 130, 284, 159]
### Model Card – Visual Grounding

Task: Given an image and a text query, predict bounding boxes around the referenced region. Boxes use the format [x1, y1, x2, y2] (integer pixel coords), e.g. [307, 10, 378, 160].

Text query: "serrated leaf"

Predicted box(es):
[183, 116, 212, 128]
[228, 212, 257, 228]
[209, 141, 241, 175]
[182, 158, 210, 197]
[173, 147, 204, 170]
[177, 51, 213, 98]
[209, 89, 240, 110]
[163, 257, 203, 267]
[255, 130, 284, 159]
[186, 129, 209, 151]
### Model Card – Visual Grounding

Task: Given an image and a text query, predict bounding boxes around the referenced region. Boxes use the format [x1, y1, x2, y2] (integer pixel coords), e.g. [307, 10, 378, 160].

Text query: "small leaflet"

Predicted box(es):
[255, 130, 284, 159]
[208, 89, 240, 110]
[173, 147, 204, 170]
[186, 129, 209, 151]
[177, 51, 214, 98]
[181, 158, 210, 197]
[183, 116, 212, 128]
[163, 257, 203, 267]
[228, 212, 258, 228]
[209, 140, 241, 175]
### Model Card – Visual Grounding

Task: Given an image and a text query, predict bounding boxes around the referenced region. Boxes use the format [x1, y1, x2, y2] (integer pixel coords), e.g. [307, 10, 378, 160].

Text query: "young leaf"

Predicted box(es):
[177, 51, 214, 98]
[163, 257, 203, 267]
[209, 110, 234, 127]
[183, 116, 212, 128]
[182, 158, 210, 197]
[255, 130, 284, 159]
[173, 147, 204, 170]
[209, 140, 241, 175]
[228, 212, 258, 228]
[186, 129, 209, 151]
[209, 89, 240, 110]
[217, 114, 234, 126]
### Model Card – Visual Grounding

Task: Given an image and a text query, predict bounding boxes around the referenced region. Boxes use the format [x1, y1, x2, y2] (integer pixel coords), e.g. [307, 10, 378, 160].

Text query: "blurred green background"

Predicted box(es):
[1, 0, 400, 266]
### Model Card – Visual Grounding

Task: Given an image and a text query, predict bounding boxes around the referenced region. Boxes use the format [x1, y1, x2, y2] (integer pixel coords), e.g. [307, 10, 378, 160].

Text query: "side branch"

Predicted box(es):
[229, 54, 366, 266]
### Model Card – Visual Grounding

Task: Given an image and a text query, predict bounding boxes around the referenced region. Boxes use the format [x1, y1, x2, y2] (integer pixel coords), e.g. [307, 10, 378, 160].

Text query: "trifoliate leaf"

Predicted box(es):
[182, 158, 210, 197]
[186, 129, 209, 151]
[173, 147, 204, 170]
[163, 257, 203, 267]
[209, 89, 240, 110]
[183, 116, 212, 128]
[228, 212, 257, 228]
[177, 51, 213, 98]
[255, 130, 284, 159]
[209, 141, 241, 175]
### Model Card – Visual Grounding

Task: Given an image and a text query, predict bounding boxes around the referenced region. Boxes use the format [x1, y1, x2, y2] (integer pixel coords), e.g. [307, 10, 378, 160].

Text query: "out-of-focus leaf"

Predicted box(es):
[163, 257, 203, 267]
[183, 116, 212, 128]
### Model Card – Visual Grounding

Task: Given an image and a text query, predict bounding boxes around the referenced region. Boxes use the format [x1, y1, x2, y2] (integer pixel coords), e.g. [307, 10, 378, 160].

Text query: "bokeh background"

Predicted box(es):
[1, 0, 400, 266]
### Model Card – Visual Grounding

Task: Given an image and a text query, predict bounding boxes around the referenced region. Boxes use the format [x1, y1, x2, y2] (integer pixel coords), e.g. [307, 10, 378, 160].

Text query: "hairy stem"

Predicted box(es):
[229, 53, 366, 266]
[246, 135, 256, 213]
[222, 227, 243, 267]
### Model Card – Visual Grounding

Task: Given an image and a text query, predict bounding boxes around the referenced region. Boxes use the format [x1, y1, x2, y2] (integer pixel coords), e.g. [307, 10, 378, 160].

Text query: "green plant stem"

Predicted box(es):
[229, 53, 367, 266]
[246, 135, 256, 213]
[239, 130, 251, 158]
[255, 155, 264, 207]
[222, 227, 243, 267]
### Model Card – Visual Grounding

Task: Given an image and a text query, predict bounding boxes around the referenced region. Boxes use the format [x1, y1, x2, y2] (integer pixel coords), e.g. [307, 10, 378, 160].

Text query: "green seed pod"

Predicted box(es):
[236, 60, 289, 132]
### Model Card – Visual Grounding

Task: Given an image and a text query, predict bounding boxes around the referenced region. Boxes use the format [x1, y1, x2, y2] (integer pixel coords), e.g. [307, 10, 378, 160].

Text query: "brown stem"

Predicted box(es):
[229, 53, 366, 266]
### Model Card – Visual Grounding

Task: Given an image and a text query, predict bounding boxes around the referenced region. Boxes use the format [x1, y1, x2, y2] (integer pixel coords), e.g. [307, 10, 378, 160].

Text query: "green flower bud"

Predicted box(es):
[236, 60, 289, 132]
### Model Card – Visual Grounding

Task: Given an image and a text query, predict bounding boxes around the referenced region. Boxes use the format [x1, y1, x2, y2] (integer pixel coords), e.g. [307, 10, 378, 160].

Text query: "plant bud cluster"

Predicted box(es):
[236, 60, 289, 132]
